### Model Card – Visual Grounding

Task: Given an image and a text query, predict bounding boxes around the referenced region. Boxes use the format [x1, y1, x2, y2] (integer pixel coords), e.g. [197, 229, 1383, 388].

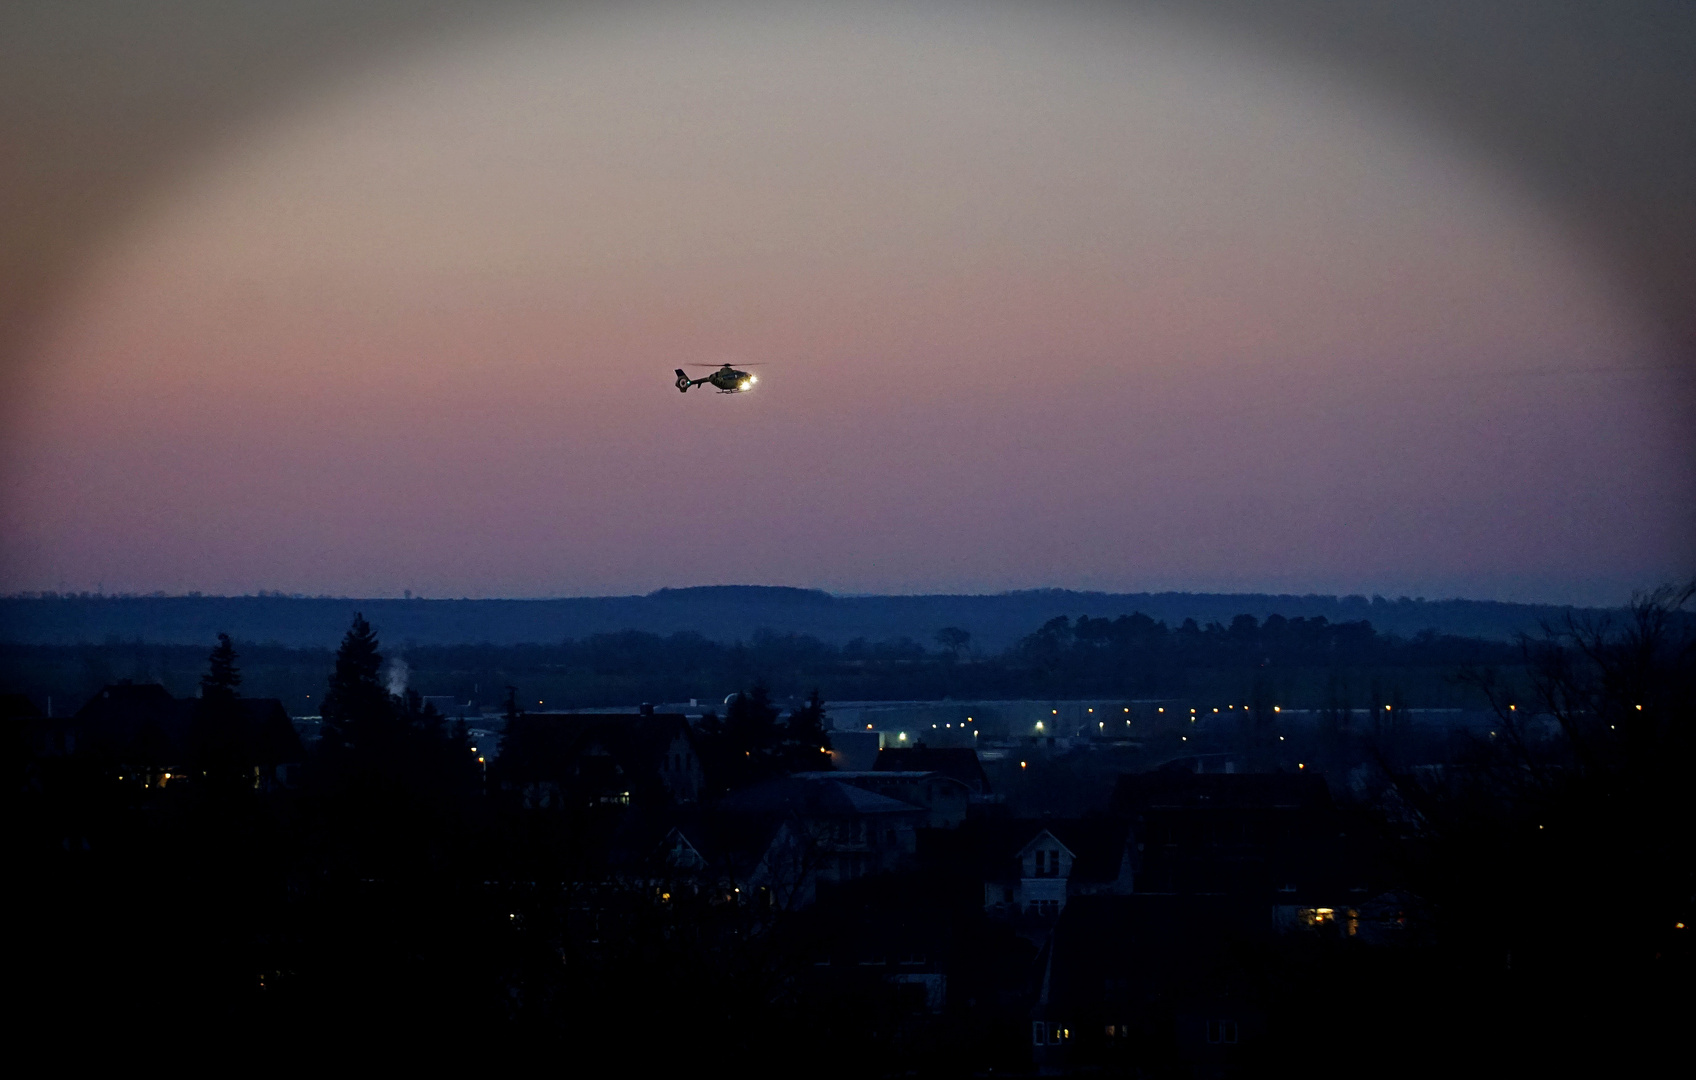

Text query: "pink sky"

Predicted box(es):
[2, 2, 1690, 604]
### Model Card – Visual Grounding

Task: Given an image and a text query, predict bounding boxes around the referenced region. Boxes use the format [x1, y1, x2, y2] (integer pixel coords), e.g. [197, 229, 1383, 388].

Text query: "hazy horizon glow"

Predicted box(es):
[2, 1, 1690, 606]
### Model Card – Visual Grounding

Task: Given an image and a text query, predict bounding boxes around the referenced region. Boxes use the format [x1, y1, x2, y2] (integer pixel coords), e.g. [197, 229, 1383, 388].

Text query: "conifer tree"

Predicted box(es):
[200, 633, 241, 702]
[321, 613, 390, 750]
[725, 682, 783, 762]
[191, 631, 246, 783]
[781, 688, 832, 771]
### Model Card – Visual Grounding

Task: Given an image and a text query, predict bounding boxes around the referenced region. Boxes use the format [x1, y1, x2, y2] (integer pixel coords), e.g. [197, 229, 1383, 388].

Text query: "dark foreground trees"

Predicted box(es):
[696, 682, 835, 793]
[10, 595, 1692, 1071]
[1244, 583, 1695, 1076]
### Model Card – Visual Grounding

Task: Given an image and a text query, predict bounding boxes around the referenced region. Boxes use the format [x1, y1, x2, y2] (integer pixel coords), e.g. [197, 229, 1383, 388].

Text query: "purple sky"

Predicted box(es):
[2, 2, 1690, 605]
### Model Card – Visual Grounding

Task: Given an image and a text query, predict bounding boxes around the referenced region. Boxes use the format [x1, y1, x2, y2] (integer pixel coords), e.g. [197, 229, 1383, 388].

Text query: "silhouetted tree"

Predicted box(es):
[320, 613, 391, 751]
[934, 627, 971, 658]
[698, 682, 789, 791]
[189, 631, 248, 786]
[199, 632, 240, 703]
[781, 688, 833, 771]
[1358, 581, 1696, 1073]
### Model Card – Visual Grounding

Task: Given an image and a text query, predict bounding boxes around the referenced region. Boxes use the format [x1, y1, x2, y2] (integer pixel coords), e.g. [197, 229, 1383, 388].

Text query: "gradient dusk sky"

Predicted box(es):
[2, 1, 1692, 605]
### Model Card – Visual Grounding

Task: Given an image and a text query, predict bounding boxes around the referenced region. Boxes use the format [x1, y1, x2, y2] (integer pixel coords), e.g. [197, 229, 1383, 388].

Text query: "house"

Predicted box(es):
[701, 775, 929, 908]
[1112, 768, 1365, 928]
[48, 682, 303, 790]
[874, 744, 993, 795]
[791, 770, 971, 828]
[496, 712, 703, 809]
[973, 818, 1136, 929]
[1033, 894, 1268, 1077]
[54, 683, 188, 771]
[798, 879, 956, 1015]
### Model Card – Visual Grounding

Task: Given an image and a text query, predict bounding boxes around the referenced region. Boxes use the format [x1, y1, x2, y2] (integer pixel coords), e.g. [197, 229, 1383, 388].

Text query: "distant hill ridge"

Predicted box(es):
[0, 588, 1604, 649]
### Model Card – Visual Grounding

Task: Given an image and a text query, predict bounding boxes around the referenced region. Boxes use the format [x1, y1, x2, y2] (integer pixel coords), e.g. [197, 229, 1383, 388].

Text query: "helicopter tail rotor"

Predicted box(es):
[675, 369, 692, 392]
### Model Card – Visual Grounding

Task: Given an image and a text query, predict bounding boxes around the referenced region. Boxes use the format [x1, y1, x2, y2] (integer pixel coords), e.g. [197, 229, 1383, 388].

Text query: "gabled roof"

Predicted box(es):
[958, 817, 1133, 884]
[71, 683, 194, 762]
[233, 698, 306, 763]
[497, 712, 693, 783]
[1113, 770, 1332, 813]
[621, 807, 790, 878]
[659, 826, 706, 869]
[791, 769, 972, 794]
[873, 746, 992, 792]
[717, 775, 926, 817]
[1016, 829, 1074, 860]
[67, 684, 302, 764]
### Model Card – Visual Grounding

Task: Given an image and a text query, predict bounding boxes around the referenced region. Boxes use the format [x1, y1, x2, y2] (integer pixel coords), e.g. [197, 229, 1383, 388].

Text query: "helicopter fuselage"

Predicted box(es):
[676, 365, 756, 393]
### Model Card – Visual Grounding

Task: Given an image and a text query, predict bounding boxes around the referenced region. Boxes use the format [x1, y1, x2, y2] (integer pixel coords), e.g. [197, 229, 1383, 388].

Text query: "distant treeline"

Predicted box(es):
[1, 609, 1520, 716]
[0, 586, 1605, 650]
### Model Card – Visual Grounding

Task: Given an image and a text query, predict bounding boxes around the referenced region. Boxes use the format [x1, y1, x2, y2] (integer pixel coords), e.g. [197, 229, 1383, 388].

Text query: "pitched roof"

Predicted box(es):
[497, 712, 692, 783]
[873, 745, 992, 792]
[791, 769, 972, 794]
[717, 775, 926, 817]
[72, 683, 195, 760]
[1113, 770, 1332, 813]
[957, 817, 1132, 883]
[67, 684, 301, 764]
[233, 698, 306, 763]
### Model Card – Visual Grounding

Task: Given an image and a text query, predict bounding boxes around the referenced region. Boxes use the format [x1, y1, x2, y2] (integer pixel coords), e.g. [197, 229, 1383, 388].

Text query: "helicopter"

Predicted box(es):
[675, 363, 760, 394]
